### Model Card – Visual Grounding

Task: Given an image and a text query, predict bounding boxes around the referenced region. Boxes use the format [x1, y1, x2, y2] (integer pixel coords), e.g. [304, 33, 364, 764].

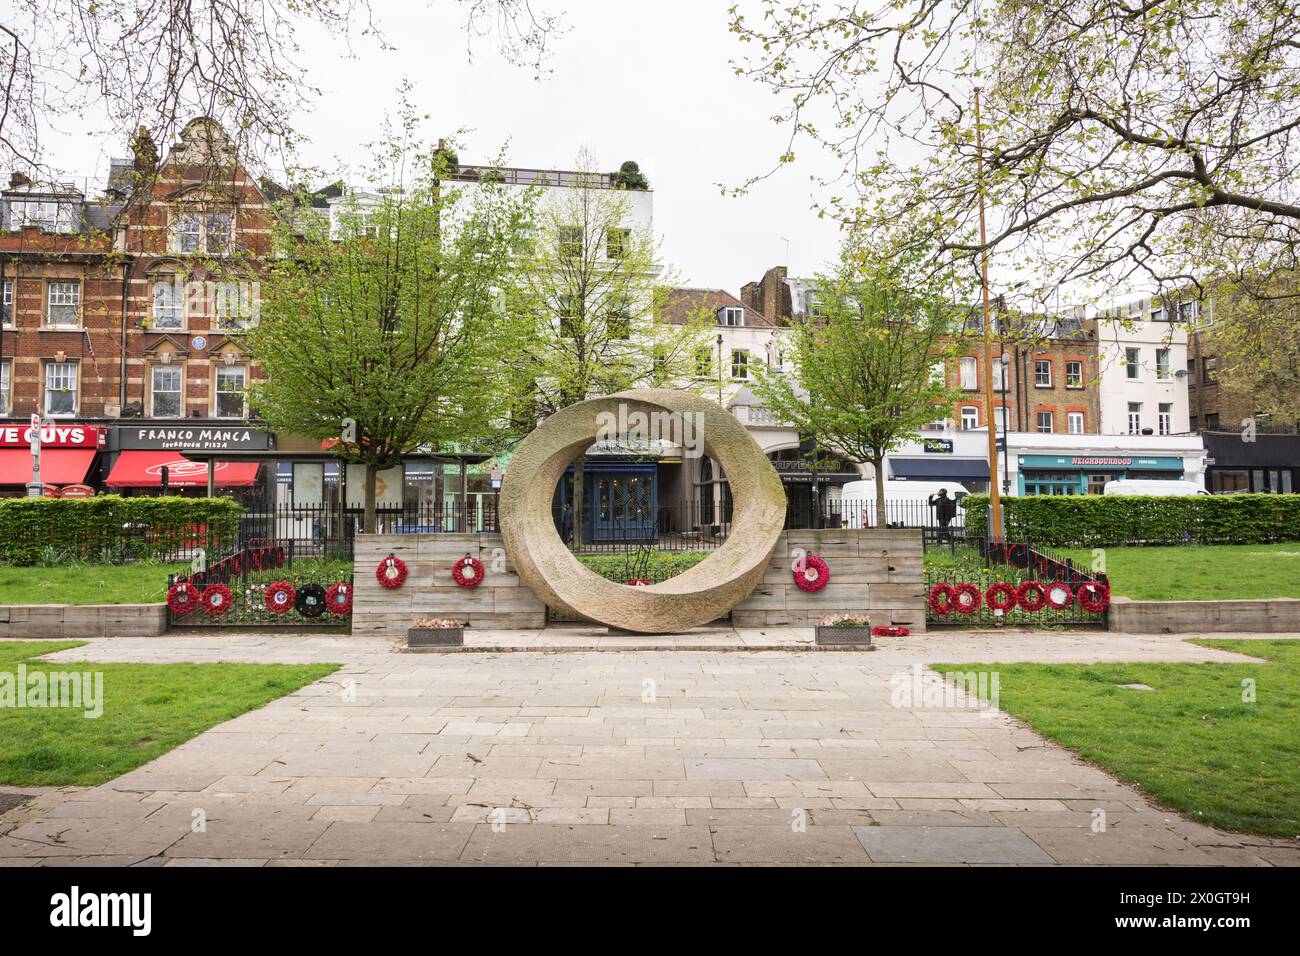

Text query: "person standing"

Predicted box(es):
[928, 488, 957, 540]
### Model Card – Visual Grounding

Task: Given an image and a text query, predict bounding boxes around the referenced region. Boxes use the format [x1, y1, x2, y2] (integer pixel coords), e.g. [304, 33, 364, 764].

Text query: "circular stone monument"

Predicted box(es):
[498, 389, 787, 633]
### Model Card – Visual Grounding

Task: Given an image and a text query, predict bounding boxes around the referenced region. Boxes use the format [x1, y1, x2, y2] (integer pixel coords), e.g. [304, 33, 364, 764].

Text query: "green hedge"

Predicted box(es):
[576, 550, 710, 584]
[0, 496, 243, 566]
[962, 493, 1300, 547]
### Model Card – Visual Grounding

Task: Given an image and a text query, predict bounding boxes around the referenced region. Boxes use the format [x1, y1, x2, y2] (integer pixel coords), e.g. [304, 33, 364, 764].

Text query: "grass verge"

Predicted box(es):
[1059, 543, 1300, 601]
[0, 640, 339, 785]
[932, 639, 1300, 837]
[0, 558, 354, 606]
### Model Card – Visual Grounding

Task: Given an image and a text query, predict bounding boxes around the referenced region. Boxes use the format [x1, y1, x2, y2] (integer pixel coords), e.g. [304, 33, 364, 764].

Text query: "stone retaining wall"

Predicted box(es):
[352, 533, 546, 637]
[0, 603, 167, 639]
[1109, 596, 1300, 633]
[352, 528, 923, 638]
[732, 529, 925, 629]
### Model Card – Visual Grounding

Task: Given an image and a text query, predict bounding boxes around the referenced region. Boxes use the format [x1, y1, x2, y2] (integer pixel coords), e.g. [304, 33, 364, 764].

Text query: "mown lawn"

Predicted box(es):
[0, 640, 338, 785]
[1060, 543, 1300, 601]
[0, 558, 353, 606]
[0, 561, 189, 605]
[933, 639, 1300, 837]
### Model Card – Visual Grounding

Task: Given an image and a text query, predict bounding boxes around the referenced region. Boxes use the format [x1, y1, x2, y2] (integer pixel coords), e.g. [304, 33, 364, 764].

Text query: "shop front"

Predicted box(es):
[1202, 431, 1299, 494]
[0, 421, 106, 497]
[1014, 453, 1190, 495]
[105, 424, 274, 501]
[766, 447, 864, 528]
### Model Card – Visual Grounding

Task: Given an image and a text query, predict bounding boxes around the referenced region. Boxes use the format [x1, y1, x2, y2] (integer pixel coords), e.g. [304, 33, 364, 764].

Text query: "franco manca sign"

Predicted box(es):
[114, 426, 276, 452]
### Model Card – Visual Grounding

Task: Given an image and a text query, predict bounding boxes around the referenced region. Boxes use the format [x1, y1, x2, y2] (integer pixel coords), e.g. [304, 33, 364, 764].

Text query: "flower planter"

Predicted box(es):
[814, 625, 872, 647]
[407, 626, 464, 647]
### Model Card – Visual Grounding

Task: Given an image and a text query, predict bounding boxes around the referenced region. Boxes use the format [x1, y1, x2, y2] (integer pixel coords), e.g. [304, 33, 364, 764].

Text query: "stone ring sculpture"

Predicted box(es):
[499, 389, 787, 633]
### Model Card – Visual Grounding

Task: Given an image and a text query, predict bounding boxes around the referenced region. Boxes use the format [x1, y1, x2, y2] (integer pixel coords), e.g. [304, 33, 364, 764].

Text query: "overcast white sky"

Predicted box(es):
[37, 0, 844, 296]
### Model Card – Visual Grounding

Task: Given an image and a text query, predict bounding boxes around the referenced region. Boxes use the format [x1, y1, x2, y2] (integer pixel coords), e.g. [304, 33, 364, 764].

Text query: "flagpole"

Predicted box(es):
[974, 88, 1003, 544]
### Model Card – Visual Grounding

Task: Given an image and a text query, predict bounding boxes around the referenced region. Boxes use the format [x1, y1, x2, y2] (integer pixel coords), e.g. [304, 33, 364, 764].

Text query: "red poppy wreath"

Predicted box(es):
[200, 583, 233, 616]
[451, 555, 485, 589]
[264, 580, 297, 614]
[166, 581, 201, 616]
[324, 582, 353, 615]
[929, 583, 957, 615]
[1045, 581, 1074, 611]
[376, 555, 408, 589]
[1076, 581, 1110, 614]
[1016, 580, 1048, 612]
[952, 582, 982, 615]
[793, 554, 830, 593]
[985, 581, 1017, 613]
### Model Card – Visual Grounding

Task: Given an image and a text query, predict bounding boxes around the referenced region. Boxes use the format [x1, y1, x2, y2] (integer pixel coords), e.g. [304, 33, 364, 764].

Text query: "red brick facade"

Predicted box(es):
[0, 118, 269, 424]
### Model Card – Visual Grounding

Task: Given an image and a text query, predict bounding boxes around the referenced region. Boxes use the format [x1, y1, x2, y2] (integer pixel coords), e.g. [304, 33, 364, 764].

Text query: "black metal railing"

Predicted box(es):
[923, 533, 1108, 627]
[167, 543, 355, 628]
[230, 500, 502, 560]
[826, 496, 967, 536]
[554, 501, 732, 554]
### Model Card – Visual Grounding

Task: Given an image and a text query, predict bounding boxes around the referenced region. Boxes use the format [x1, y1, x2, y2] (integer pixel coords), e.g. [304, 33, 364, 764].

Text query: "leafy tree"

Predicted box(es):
[751, 235, 965, 524]
[730, 1, 1300, 302]
[1199, 277, 1300, 425]
[501, 151, 712, 531]
[248, 124, 534, 532]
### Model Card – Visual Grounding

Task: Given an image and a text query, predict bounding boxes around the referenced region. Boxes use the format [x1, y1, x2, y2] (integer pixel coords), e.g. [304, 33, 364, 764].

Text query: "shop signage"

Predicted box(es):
[0, 423, 104, 449]
[58, 484, 95, 498]
[115, 426, 275, 452]
[922, 439, 954, 454]
[1018, 454, 1184, 471]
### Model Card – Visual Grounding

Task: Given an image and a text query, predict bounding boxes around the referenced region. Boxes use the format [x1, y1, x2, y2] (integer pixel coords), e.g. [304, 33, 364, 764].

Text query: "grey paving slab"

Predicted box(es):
[853, 825, 1056, 864]
[2, 632, 1295, 866]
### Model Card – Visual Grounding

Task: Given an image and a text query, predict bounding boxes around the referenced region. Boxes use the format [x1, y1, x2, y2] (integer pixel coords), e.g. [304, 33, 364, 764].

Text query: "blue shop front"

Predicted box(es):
[1015, 453, 1190, 495]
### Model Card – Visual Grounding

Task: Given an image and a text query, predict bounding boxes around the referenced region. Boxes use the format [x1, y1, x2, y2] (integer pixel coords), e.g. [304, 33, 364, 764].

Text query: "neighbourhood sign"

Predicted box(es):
[1018, 454, 1185, 471]
[114, 426, 276, 452]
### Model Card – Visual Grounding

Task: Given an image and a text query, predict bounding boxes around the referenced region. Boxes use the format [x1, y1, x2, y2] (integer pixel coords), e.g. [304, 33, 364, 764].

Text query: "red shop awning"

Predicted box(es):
[0, 448, 97, 486]
[105, 451, 260, 488]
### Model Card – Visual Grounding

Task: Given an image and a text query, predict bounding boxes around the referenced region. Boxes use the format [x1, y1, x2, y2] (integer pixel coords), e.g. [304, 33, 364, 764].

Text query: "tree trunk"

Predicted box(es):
[364, 464, 378, 534]
[571, 459, 585, 548]
[873, 458, 887, 529]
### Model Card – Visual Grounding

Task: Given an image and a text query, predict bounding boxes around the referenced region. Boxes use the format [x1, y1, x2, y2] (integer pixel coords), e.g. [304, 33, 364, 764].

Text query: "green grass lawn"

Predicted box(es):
[0, 561, 190, 605]
[0, 640, 339, 785]
[933, 639, 1300, 837]
[0, 558, 354, 606]
[1060, 543, 1300, 601]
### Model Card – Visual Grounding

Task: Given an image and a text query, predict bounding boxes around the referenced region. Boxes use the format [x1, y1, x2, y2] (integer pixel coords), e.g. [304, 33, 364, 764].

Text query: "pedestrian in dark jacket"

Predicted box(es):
[929, 488, 957, 539]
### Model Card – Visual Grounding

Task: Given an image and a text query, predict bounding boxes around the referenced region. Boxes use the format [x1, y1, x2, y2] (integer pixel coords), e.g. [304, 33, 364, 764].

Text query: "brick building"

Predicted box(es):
[737, 264, 1104, 435]
[0, 117, 277, 496]
[940, 317, 1102, 437]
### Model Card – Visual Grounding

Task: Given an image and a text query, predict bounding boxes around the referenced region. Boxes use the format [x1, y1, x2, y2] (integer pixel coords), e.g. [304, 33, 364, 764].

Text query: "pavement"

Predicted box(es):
[1, 627, 1297, 867]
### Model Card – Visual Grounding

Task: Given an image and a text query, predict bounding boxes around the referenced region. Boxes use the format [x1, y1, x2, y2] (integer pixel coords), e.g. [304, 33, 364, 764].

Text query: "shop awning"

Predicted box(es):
[106, 451, 260, 488]
[891, 457, 991, 481]
[0, 448, 97, 486]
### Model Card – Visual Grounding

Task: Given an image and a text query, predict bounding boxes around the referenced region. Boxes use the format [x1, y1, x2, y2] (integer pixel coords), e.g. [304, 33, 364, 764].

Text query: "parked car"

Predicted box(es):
[1102, 479, 1209, 497]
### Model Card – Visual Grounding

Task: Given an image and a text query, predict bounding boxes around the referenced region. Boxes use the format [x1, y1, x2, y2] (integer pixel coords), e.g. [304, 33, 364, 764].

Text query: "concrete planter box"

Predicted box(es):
[407, 626, 464, 647]
[814, 625, 872, 647]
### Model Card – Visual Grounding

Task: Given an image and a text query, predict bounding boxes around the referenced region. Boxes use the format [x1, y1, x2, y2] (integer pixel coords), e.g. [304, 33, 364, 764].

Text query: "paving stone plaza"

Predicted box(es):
[2, 629, 1295, 867]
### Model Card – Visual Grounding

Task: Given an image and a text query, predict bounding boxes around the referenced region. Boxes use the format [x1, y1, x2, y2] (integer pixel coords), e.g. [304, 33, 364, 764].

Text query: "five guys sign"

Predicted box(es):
[0, 423, 106, 448]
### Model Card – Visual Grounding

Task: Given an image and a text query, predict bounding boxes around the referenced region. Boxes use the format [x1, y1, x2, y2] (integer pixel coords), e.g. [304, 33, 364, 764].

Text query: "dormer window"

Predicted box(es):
[6, 198, 79, 233]
[721, 307, 744, 327]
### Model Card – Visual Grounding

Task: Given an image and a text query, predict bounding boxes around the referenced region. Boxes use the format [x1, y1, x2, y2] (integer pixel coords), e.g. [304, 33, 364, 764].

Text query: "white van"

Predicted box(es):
[839, 479, 969, 528]
[1102, 479, 1209, 497]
